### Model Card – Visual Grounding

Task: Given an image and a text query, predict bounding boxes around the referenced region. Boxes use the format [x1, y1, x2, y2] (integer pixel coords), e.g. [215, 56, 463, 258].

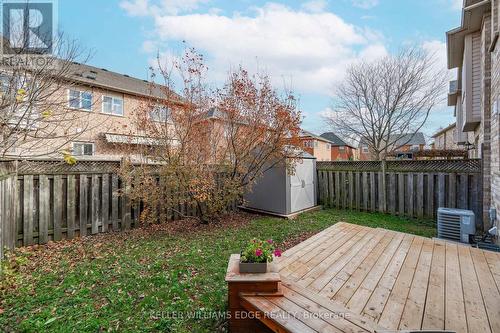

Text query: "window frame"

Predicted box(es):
[72, 142, 95, 156]
[68, 89, 93, 111]
[101, 95, 124, 116]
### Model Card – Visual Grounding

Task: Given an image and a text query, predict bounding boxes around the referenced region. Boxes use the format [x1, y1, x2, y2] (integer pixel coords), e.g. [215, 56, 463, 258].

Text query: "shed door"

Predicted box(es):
[290, 159, 315, 213]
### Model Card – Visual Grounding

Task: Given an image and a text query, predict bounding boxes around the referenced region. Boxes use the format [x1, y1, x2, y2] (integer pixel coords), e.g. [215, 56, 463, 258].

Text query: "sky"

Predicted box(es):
[59, 0, 463, 141]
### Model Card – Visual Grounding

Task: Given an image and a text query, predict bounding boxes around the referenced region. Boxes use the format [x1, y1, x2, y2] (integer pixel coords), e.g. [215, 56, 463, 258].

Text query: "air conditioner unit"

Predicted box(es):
[437, 208, 475, 243]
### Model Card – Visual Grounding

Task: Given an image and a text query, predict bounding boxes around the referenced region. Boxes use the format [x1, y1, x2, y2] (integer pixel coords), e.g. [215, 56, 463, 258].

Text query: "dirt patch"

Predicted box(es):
[279, 230, 318, 251]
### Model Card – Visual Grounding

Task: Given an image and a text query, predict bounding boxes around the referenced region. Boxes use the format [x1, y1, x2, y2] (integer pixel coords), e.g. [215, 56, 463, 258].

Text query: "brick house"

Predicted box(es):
[447, 0, 499, 233]
[431, 123, 459, 150]
[319, 132, 356, 160]
[4, 61, 182, 158]
[358, 132, 426, 160]
[299, 130, 333, 161]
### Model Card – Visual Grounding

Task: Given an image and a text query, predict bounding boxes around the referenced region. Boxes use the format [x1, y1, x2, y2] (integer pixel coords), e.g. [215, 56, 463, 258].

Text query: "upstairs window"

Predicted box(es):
[102, 96, 123, 116]
[326, 143, 331, 149]
[339, 146, 345, 151]
[150, 106, 170, 122]
[72, 142, 94, 156]
[362, 146, 369, 153]
[68, 89, 92, 111]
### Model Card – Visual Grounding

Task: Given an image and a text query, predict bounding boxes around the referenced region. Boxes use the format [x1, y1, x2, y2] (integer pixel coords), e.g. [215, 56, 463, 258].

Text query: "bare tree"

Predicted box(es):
[119, 48, 302, 224]
[0, 29, 94, 159]
[323, 47, 447, 160]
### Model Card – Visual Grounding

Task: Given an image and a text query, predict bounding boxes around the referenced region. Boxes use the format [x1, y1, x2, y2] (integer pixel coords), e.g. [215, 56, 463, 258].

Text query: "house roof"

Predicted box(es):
[66, 61, 183, 103]
[446, 0, 491, 69]
[392, 132, 426, 146]
[432, 123, 456, 138]
[359, 132, 426, 147]
[300, 130, 333, 144]
[319, 132, 355, 148]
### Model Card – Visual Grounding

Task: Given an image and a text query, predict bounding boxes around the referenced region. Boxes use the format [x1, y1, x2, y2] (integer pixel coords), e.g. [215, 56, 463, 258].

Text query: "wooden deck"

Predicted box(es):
[234, 222, 500, 333]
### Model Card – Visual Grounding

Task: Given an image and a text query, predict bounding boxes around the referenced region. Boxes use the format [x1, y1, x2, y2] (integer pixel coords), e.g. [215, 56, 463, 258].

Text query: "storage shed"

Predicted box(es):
[243, 152, 317, 217]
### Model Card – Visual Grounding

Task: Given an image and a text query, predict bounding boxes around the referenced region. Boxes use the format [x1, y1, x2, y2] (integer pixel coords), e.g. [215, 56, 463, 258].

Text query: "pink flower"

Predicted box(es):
[273, 249, 282, 257]
[267, 239, 273, 244]
[255, 249, 263, 257]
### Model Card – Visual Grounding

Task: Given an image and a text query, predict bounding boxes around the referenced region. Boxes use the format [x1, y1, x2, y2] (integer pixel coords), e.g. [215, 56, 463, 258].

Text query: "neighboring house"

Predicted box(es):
[358, 132, 426, 160]
[432, 123, 459, 150]
[446, 0, 499, 231]
[299, 130, 332, 161]
[5, 61, 181, 158]
[319, 132, 356, 160]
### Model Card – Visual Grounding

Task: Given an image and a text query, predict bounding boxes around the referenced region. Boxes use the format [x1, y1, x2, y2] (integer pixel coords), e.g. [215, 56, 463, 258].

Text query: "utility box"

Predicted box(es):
[243, 152, 317, 217]
[437, 208, 476, 243]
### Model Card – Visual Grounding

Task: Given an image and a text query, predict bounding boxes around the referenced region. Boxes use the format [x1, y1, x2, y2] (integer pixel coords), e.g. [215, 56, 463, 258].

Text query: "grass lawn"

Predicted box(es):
[0, 209, 435, 332]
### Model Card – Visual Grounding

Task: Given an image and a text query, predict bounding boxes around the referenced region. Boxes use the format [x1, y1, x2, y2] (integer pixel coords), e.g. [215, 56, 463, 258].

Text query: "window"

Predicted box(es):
[339, 146, 345, 151]
[362, 146, 369, 153]
[102, 96, 123, 116]
[326, 143, 331, 149]
[68, 89, 92, 111]
[314, 141, 318, 148]
[72, 142, 94, 156]
[150, 106, 170, 122]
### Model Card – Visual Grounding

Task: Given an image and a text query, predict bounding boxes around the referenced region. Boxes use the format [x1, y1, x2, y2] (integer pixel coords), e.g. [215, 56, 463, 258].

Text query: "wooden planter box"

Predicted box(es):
[239, 261, 268, 273]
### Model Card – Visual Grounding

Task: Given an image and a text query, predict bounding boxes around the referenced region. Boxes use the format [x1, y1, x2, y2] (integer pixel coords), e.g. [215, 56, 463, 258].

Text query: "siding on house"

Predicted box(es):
[447, 0, 497, 233]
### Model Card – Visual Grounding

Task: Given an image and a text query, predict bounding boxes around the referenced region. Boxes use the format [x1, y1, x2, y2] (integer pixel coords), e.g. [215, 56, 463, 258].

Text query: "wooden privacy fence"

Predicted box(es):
[0, 161, 17, 260]
[316, 159, 483, 226]
[0, 158, 224, 254]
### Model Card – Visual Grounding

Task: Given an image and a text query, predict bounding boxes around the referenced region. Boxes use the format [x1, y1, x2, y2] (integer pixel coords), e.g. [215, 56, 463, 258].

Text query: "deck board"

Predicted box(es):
[248, 222, 500, 333]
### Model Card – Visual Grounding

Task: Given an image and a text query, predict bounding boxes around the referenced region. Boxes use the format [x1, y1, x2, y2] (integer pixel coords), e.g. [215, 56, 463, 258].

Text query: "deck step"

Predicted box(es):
[240, 279, 383, 333]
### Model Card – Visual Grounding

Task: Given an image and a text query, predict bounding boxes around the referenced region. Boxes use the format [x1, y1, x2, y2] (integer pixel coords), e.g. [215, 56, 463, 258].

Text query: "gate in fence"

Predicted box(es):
[316, 159, 483, 227]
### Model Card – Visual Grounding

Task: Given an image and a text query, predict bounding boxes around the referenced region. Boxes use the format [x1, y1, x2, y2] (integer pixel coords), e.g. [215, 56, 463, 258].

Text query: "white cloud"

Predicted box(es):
[144, 3, 386, 94]
[120, 0, 150, 16]
[158, 0, 210, 15]
[120, 0, 209, 16]
[351, 0, 379, 9]
[301, 0, 328, 13]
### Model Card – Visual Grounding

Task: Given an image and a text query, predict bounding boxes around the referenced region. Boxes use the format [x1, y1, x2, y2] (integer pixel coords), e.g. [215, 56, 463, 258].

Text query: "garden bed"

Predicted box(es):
[0, 209, 435, 332]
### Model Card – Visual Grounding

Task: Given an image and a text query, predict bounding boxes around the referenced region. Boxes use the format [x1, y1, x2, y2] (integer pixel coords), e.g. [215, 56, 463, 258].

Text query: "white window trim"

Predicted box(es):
[101, 95, 124, 116]
[72, 142, 95, 156]
[67, 89, 92, 111]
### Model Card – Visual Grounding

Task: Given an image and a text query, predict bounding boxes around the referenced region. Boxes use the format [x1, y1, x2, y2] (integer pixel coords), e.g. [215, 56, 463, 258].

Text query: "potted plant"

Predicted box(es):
[239, 238, 282, 273]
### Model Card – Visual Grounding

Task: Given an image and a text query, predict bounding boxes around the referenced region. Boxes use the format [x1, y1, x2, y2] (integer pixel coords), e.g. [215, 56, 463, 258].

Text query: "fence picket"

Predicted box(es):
[38, 175, 49, 244]
[53, 175, 63, 241]
[416, 173, 424, 218]
[427, 173, 435, 218]
[23, 175, 34, 246]
[111, 174, 119, 230]
[102, 174, 109, 232]
[398, 173, 405, 215]
[79, 175, 88, 236]
[67, 175, 76, 239]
